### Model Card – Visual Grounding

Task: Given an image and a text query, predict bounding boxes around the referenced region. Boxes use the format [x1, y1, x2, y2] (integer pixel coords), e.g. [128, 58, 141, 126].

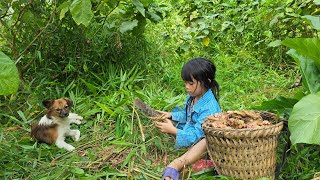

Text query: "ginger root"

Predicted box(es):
[204, 110, 273, 129]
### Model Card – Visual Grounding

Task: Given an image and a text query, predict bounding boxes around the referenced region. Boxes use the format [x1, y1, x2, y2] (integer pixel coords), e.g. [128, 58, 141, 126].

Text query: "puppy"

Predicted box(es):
[31, 98, 83, 151]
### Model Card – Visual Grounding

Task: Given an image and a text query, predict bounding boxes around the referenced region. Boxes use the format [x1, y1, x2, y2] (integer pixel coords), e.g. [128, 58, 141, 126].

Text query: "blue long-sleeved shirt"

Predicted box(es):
[171, 89, 221, 148]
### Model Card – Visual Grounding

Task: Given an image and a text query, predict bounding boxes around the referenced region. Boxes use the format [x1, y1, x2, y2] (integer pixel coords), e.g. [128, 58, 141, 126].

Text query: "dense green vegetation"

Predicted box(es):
[1, 0, 319, 179]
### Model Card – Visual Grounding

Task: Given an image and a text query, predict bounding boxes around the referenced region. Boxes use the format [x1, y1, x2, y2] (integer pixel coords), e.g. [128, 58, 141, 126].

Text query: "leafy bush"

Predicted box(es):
[164, 0, 317, 66]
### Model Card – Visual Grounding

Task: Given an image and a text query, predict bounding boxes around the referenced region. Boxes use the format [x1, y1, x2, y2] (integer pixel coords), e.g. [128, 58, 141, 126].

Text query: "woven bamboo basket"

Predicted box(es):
[202, 111, 283, 180]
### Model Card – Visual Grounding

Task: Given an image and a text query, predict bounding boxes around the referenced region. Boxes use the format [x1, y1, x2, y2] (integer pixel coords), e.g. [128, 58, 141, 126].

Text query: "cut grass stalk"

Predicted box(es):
[133, 107, 145, 142]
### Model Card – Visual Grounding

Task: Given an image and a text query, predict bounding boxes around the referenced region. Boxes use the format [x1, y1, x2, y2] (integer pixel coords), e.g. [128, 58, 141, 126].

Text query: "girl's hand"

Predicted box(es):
[155, 119, 177, 135]
[157, 110, 172, 119]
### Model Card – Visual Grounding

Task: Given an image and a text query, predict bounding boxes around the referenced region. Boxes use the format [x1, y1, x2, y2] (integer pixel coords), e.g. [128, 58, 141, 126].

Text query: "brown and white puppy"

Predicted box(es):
[31, 98, 83, 151]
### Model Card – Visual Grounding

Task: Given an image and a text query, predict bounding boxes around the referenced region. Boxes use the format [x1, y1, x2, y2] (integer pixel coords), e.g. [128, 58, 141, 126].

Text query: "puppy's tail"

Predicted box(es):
[31, 123, 58, 145]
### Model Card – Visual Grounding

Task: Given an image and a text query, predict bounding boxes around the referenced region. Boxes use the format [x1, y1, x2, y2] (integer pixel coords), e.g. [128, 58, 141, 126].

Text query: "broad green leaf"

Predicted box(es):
[287, 49, 320, 94]
[315, 0, 320, 5]
[58, 1, 71, 20]
[120, 20, 138, 33]
[282, 38, 320, 66]
[254, 96, 298, 115]
[0, 51, 19, 95]
[289, 92, 320, 145]
[70, 0, 94, 27]
[132, 0, 145, 17]
[302, 15, 320, 30]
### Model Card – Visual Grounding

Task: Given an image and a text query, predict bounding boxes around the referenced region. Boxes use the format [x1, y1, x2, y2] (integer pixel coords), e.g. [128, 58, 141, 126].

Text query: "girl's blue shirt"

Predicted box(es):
[171, 89, 221, 148]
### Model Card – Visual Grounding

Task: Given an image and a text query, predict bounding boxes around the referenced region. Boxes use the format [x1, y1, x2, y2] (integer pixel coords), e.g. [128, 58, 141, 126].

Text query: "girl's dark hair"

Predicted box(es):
[181, 57, 219, 100]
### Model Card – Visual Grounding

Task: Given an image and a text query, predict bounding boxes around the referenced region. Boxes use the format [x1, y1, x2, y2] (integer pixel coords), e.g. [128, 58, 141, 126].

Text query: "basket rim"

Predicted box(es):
[203, 121, 283, 132]
[203, 121, 284, 139]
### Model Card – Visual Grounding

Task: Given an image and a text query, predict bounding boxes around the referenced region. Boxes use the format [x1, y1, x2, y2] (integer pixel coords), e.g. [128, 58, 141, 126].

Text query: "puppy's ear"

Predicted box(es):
[43, 100, 53, 109]
[64, 98, 73, 108]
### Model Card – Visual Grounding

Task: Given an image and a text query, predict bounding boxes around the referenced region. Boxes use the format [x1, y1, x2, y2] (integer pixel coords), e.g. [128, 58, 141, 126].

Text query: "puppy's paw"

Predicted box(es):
[75, 119, 82, 125]
[74, 114, 83, 121]
[69, 113, 83, 125]
[65, 145, 75, 151]
[56, 140, 76, 151]
[73, 130, 81, 142]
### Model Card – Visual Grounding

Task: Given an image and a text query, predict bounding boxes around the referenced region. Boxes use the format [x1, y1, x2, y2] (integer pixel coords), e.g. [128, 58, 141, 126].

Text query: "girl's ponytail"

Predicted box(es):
[211, 79, 219, 102]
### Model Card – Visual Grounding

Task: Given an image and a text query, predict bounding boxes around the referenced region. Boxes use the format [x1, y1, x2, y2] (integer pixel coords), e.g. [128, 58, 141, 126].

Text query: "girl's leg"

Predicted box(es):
[163, 139, 207, 180]
[169, 138, 207, 170]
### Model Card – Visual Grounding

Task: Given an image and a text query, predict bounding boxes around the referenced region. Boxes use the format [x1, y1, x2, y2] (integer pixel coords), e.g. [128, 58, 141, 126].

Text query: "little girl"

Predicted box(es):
[155, 57, 221, 180]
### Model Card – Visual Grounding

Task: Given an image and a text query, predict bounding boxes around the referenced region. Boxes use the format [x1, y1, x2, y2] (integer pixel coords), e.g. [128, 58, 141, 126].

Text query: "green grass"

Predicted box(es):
[1, 7, 320, 180]
[2, 45, 318, 179]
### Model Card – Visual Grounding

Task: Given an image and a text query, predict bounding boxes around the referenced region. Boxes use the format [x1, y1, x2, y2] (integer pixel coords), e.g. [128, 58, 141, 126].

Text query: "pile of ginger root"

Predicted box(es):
[204, 110, 272, 129]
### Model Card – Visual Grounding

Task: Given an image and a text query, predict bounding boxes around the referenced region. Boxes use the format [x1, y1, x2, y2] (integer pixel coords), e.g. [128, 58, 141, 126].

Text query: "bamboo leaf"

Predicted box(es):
[95, 101, 114, 115]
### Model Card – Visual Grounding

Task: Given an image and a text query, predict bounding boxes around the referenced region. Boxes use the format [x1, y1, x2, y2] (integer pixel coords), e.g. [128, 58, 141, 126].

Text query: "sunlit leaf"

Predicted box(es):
[120, 20, 139, 33]
[289, 92, 320, 145]
[70, 0, 94, 27]
[302, 15, 320, 30]
[202, 37, 210, 46]
[0, 51, 19, 95]
[315, 0, 320, 5]
[268, 40, 282, 47]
